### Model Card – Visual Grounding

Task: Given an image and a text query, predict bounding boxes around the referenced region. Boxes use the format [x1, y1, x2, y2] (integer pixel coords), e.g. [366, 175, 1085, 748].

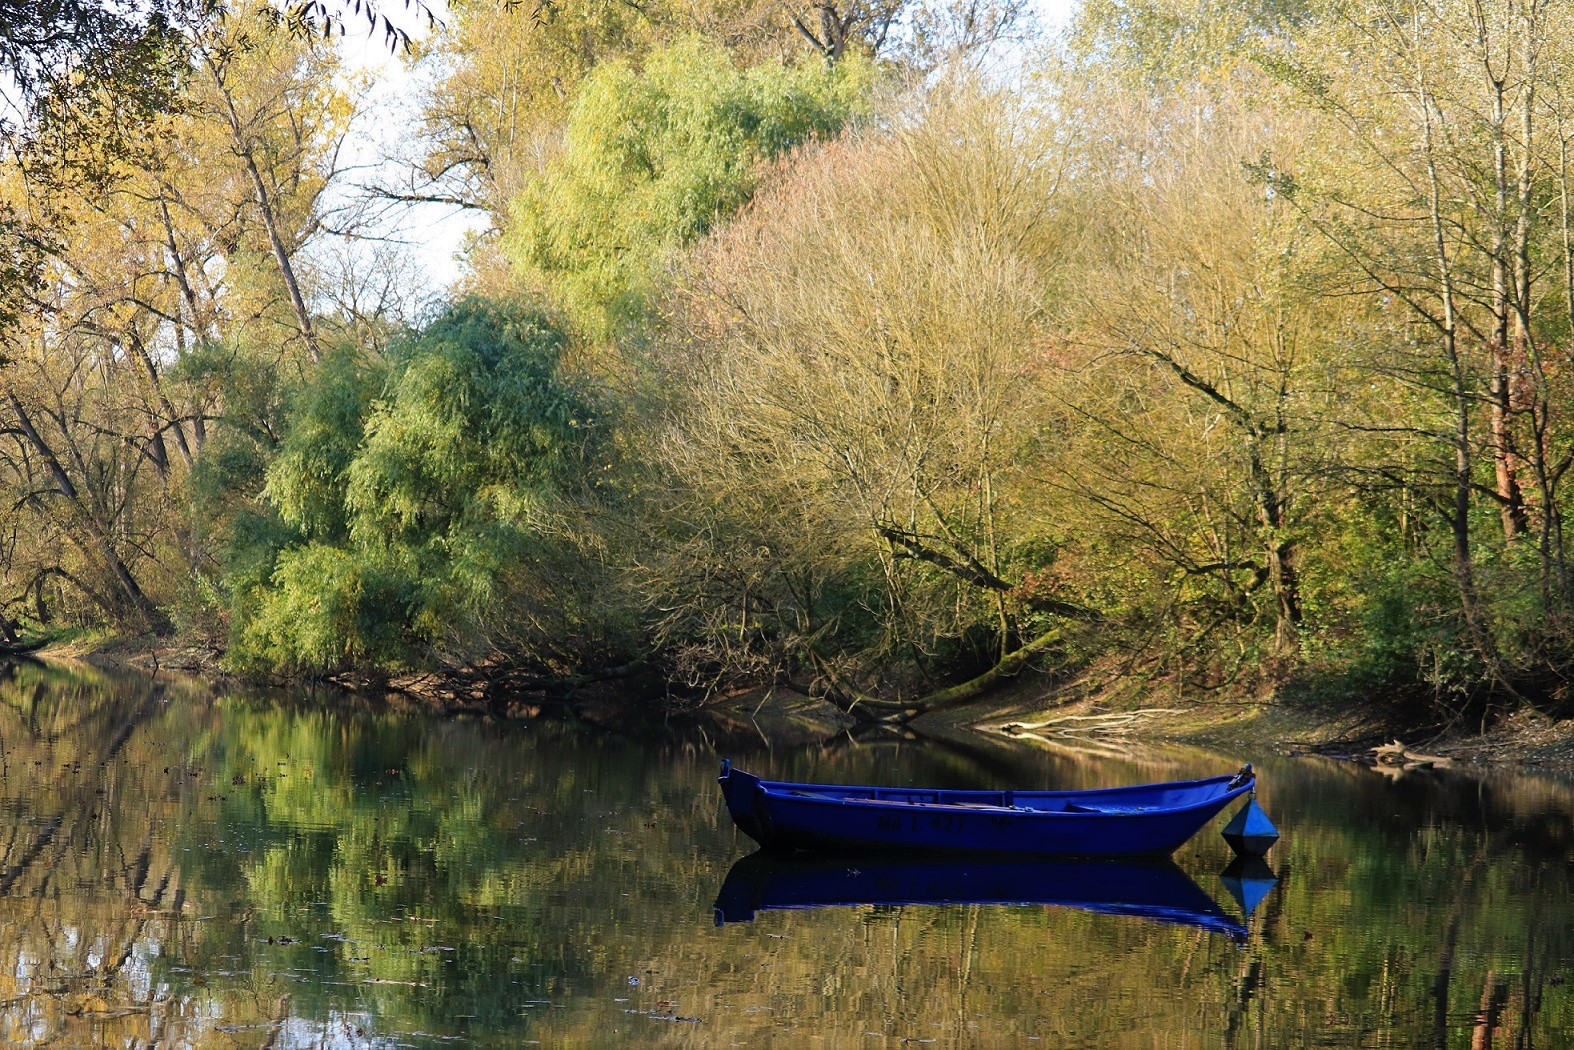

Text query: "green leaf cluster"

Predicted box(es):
[505, 36, 874, 343]
[228, 299, 601, 673]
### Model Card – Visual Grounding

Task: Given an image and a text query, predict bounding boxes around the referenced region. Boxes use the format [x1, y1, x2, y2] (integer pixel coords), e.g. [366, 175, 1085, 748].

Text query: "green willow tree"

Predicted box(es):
[404, 0, 1023, 226]
[504, 36, 873, 346]
[228, 299, 613, 675]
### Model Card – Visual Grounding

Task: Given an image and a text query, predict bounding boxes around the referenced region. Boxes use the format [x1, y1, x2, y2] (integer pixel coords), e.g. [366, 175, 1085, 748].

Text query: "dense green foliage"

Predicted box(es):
[506, 37, 874, 342]
[9, 0, 1574, 731]
[227, 300, 604, 672]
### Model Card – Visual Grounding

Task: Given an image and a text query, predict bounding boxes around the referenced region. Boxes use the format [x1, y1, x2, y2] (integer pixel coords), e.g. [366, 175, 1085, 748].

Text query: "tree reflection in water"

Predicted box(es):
[0, 660, 1568, 1046]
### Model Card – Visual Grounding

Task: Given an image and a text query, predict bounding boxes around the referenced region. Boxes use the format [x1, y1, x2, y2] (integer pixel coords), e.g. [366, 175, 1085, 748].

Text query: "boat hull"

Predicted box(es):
[718, 763, 1254, 858]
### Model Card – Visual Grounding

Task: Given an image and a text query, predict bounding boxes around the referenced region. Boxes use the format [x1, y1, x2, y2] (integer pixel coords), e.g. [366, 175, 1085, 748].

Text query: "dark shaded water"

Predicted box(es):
[0, 661, 1570, 1047]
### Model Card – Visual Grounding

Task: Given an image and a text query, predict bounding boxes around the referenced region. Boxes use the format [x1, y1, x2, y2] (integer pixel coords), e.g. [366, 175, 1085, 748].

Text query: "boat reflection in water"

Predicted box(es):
[1219, 855, 1280, 919]
[715, 851, 1249, 940]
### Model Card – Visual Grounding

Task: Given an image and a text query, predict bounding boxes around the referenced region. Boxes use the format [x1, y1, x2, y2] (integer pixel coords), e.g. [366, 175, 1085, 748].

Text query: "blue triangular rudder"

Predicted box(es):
[1222, 796, 1279, 857]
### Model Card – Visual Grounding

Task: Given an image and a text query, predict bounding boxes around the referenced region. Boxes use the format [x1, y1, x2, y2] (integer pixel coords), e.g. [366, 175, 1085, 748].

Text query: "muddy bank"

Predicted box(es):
[926, 685, 1574, 778]
[33, 634, 1574, 776]
[35, 633, 225, 676]
[655, 677, 1574, 779]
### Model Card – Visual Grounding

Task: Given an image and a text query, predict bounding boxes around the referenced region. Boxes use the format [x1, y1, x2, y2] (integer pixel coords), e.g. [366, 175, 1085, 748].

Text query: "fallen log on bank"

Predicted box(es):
[812, 626, 1065, 723]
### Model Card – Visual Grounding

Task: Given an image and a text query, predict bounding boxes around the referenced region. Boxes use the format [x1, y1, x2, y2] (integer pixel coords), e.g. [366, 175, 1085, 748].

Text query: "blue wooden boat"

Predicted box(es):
[714, 851, 1247, 939]
[718, 761, 1256, 857]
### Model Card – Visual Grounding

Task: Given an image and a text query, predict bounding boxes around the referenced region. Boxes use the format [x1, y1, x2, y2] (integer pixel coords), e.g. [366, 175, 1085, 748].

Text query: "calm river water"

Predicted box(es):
[0, 660, 1569, 1047]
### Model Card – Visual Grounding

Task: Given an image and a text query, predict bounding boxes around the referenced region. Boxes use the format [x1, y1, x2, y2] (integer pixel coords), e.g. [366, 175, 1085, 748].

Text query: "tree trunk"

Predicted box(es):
[910, 626, 1063, 713]
[7, 390, 169, 631]
[204, 53, 320, 361]
[1420, 73, 1491, 659]
[812, 626, 1065, 722]
[1488, 73, 1528, 541]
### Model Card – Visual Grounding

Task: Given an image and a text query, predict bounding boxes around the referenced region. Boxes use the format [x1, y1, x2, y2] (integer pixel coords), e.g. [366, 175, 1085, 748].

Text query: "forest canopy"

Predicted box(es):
[5, 0, 1574, 730]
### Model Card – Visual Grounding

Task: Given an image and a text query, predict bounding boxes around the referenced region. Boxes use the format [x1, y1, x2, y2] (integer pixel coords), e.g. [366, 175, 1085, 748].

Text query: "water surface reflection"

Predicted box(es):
[0, 660, 1567, 1046]
[713, 851, 1249, 938]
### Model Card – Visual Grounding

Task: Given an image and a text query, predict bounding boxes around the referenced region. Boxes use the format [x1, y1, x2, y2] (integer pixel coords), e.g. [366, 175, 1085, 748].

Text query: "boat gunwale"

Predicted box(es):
[749, 772, 1253, 820]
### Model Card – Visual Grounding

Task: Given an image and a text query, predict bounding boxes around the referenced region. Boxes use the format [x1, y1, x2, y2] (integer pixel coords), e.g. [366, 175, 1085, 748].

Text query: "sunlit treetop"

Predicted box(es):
[505, 35, 875, 343]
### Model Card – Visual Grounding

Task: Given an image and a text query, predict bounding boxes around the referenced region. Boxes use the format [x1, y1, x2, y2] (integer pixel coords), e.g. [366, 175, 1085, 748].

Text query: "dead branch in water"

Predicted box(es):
[1371, 740, 1454, 773]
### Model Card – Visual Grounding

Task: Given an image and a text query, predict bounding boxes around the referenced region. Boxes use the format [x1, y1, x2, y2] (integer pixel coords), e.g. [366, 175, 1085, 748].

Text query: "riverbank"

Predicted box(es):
[28, 632, 1574, 776]
[35, 632, 226, 676]
[929, 683, 1574, 778]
